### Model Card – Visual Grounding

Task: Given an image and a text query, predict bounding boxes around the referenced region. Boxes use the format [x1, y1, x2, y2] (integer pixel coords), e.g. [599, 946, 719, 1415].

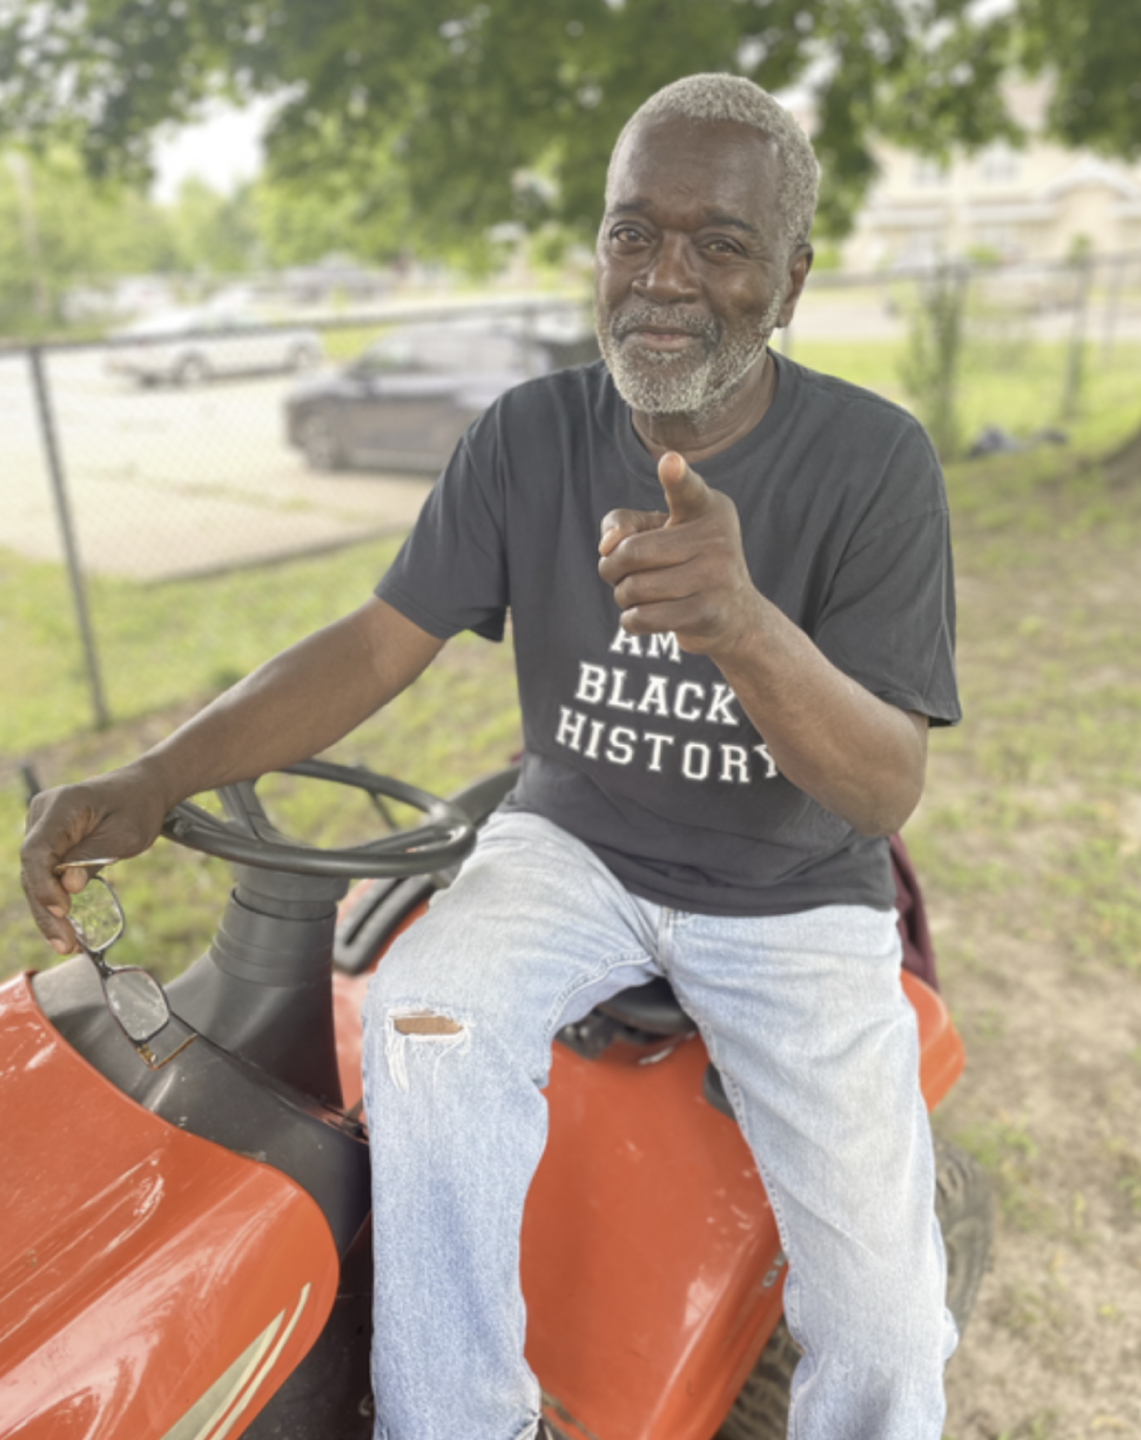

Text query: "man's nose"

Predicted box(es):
[632, 235, 699, 303]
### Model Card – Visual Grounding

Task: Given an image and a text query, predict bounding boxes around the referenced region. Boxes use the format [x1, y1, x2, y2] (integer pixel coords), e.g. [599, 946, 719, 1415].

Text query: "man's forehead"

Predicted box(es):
[607, 114, 781, 203]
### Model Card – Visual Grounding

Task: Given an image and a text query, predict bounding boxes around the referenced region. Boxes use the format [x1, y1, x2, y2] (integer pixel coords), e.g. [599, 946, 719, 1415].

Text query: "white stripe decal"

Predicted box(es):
[206, 1283, 312, 1440]
[159, 1313, 284, 1440]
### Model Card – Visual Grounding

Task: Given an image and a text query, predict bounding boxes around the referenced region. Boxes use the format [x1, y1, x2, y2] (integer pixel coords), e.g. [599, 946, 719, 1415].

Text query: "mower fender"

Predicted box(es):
[524, 971, 964, 1440]
[0, 973, 340, 1440]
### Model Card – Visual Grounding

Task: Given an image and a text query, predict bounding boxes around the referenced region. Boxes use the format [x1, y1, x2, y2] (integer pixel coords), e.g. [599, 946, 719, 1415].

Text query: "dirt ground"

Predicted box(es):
[917, 457, 1141, 1439]
[934, 895, 1141, 1438]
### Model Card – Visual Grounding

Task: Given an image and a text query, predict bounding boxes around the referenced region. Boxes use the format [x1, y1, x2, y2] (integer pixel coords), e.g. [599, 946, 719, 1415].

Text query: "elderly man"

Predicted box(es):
[23, 74, 959, 1440]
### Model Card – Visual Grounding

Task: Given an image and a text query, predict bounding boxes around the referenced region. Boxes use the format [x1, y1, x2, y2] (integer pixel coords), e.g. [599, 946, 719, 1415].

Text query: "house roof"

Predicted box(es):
[1039, 158, 1141, 202]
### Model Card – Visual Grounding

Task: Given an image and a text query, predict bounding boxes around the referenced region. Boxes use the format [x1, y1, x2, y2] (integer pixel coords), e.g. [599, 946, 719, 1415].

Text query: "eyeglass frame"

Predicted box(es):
[56, 863, 182, 1062]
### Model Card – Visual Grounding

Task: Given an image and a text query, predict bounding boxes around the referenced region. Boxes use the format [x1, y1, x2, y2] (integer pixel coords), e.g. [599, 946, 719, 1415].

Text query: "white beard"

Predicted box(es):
[597, 290, 785, 421]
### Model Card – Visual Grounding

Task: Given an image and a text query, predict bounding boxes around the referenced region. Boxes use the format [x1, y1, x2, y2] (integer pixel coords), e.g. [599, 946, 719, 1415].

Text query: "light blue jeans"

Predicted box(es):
[360, 812, 956, 1440]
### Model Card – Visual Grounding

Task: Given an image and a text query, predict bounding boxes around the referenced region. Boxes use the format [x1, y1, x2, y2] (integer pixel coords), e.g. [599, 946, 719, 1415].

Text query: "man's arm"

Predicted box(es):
[21, 597, 444, 951]
[598, 451, 928, 837]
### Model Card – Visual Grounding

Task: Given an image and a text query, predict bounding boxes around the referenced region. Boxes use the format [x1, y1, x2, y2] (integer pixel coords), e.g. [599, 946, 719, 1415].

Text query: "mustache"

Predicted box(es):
[609, 306, 720, 348]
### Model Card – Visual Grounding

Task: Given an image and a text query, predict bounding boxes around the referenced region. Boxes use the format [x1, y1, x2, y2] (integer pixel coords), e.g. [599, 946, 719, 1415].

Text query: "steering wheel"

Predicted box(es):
[161, 758, 477, 878]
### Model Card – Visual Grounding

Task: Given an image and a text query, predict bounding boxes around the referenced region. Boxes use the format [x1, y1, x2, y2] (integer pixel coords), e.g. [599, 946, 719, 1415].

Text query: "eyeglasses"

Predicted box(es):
[60, 867, 185, 1067]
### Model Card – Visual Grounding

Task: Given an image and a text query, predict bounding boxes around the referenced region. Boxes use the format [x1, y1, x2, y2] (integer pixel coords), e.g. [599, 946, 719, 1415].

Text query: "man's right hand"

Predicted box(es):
[20, 762, 170, 954]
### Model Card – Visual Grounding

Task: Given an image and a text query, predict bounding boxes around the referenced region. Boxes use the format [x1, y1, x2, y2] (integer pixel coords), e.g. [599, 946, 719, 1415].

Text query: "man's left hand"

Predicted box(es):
[598, 451, 761, 657]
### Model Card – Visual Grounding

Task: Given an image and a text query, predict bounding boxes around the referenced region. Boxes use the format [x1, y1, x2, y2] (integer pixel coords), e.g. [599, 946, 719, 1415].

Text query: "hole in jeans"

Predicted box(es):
[393, 1011, 464, 1036]
[385, 1008, 471, 1091]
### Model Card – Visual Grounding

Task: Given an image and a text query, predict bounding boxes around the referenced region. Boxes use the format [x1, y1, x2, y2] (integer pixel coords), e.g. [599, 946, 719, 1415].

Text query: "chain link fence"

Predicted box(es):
[3, 257, 1140, 745]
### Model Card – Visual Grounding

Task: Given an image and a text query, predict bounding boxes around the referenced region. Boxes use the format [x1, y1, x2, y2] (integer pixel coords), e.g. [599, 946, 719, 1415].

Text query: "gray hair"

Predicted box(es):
[607, 74, 819, 257]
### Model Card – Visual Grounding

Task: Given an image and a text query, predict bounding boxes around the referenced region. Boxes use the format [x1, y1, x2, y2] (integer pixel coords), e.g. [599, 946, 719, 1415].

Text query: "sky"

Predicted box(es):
[151, 100, 270, 203]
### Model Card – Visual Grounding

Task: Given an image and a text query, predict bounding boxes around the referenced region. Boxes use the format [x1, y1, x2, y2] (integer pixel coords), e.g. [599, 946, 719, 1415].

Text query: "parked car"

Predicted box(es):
[283, 313, 599, 473]
[106, 309, 323, 386]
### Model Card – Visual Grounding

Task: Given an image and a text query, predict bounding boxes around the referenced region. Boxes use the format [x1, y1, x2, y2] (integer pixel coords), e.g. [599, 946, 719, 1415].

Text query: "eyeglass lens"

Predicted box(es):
[103, 969, 172, 1044]
[69, 876, 125, 955]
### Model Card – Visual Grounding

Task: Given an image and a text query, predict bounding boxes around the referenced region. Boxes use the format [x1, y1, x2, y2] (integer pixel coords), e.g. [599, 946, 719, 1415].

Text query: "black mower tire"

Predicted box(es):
[715, 1136, 993, 1440]
[935, 1133, 995, 1334]
[715, 1316, 801, 1440]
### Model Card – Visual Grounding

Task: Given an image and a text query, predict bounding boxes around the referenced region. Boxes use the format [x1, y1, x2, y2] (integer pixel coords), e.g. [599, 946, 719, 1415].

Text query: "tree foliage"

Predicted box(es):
[1, 0, 1137, 263]
[168, 177, 261, 274]
[0, 0, 1025, 257]
[899, 261, 968, 461]
[0, 148, 180, 334]
[1017, 0, 1141, 160]
[249, 146, 414, 270]
[0, 152, 280, 338]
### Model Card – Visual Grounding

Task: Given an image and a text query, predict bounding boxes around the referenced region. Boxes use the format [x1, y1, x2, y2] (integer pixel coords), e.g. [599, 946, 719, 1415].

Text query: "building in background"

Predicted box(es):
[840, 81, 1141, 272]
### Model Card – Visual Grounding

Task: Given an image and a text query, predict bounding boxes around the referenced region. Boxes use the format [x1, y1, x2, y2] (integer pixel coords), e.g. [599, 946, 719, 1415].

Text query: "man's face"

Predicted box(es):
[595, 116, 805, 423]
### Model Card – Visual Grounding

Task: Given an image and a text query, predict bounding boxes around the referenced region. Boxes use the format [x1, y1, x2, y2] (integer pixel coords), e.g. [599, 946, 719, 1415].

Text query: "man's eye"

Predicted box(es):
[611, 226, 644, 245]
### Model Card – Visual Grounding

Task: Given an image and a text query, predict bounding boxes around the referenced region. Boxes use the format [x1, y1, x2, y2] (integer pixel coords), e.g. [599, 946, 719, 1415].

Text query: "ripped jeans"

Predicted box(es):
[360, 811, 956, 1440]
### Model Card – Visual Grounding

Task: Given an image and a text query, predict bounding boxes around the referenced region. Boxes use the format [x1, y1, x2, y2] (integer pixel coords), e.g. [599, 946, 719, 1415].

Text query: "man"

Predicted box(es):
[22, 75, 960, 1440]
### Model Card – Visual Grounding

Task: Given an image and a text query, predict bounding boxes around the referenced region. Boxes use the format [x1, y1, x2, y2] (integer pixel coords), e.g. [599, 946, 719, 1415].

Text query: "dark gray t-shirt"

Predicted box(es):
[376, 353, 960, 916]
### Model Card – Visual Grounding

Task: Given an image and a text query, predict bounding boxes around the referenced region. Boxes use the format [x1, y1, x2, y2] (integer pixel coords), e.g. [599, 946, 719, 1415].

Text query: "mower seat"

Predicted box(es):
[595, 979, 735, 1117]
[597, 977, 697, 1037]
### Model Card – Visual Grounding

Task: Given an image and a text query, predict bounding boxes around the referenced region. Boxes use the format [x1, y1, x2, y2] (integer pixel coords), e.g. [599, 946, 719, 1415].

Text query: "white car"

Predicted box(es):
[106, 309, 323, 386]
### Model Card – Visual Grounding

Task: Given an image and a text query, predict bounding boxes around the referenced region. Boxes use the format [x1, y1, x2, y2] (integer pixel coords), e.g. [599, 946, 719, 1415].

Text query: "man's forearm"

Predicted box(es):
[715, 595, 928, 837]
[136, 598, 444, 811]
[598, 453, 930, 835]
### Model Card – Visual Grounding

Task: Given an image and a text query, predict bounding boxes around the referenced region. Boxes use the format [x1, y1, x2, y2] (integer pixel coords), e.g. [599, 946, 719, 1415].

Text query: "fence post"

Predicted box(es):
[28, 345, 110, 730]
[1102, 252, 1125, 360]
[1061, 254, 1092, 422]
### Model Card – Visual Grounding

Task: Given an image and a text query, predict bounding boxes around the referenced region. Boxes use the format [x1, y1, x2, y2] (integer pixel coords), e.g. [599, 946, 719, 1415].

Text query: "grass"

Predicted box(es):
[954, 1113, 1054, 1232]
[900, 433, 1141, 973]
[0, 535, 412, 755]
[3, 336, 1140, 991]
[789, 333, 1141, 456]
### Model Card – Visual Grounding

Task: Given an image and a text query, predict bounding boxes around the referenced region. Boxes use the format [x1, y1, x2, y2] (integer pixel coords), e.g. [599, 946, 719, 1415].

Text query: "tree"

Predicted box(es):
[4, 0, 1137, 252]
[0, 147, 181, 337]
[250, 155, 414, 271]
[1016, 0, 1141, 160]
[0, 0, 1027, 259]
[168, 177, 261, 275]
[1015, 0, 1141, 474]
[899, 261, 968, 461]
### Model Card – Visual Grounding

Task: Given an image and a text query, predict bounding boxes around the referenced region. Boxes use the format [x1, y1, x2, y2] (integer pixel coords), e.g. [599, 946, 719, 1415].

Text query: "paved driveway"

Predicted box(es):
[1, 350, 434, 581]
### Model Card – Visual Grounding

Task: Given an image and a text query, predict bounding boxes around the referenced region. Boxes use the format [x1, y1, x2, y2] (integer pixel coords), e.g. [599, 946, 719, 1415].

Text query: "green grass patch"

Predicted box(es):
[904, 434, 1141, 972]
[789, 335, 1141, 458]
[953, 1112, 1064, 1236]
[318, 324, 397, 363]
[0, 536, 411, 755]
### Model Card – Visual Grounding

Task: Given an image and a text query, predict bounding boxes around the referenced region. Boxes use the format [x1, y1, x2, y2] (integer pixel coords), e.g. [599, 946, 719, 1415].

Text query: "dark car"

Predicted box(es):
[283, 313, 598, 473]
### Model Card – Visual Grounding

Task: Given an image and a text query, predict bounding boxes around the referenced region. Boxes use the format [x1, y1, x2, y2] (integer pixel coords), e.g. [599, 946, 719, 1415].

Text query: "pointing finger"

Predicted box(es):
[658, 451, 712, 525]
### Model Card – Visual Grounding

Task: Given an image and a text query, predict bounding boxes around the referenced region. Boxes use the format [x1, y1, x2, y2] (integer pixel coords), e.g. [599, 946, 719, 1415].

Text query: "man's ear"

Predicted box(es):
[777, 243, 814, 328]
